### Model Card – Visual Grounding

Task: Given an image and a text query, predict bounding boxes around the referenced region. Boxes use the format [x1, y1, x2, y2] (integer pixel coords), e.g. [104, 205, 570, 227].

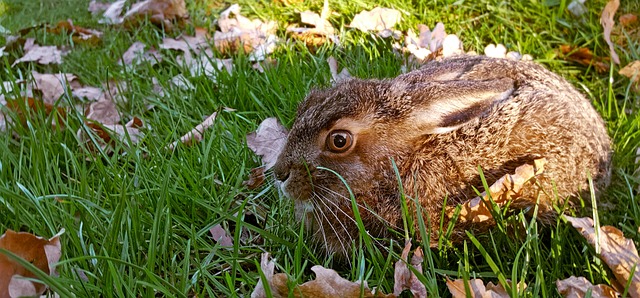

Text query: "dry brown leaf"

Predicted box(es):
[119, 41, 162, 66]
[123, 0, 188, 30]
[559, 45, 609, 73]
[619, 60, 640, 82]
[46, 19, 103, 45]
[286, 1, 336, 49]
[84, 98, 120, 125]
[327, 56, 352, 84]
[166, 112, 217, 150]
[565, 216, 640, 296]
[29, 72, 79, 105]
[12, 39, 69, 66]
[600, 0, 620, 64]
[77, 117, 145, 154]
[244, 167, 266, 190]
[72, 86, 104, 101]
[393, 241, 427, 297]
[246, 117, 288, 171]
[393, 23, 463, 62]
[251, 253, 279, 298]
[88, 0, 115, 15]
[251, 253, 393, 297]
[159, 27, 210, 60]
[3, 97, 68, 131]
[556, 276, 618, 298]
[96, 0, 126, 24]
[0, 229, 64, 298]
[349, 7, 402, 32]
[209, 224, 233, 247]
[214, 4, 278, 61]
[176, 48, 233, 80]
[95, 0, 187, 30]
[447, 158, 546, 224]
[446, 278, 526, 298]
[619, 13, 638, 27]
[168, 74, 195, 90]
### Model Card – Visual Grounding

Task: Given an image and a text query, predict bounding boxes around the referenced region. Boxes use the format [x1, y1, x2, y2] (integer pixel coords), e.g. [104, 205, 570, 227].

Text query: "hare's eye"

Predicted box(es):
[326, 130, 353, 153]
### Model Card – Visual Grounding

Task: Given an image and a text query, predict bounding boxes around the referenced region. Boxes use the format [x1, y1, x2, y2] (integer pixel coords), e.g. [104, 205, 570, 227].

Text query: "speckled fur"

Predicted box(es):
[272, 56, 612, 256]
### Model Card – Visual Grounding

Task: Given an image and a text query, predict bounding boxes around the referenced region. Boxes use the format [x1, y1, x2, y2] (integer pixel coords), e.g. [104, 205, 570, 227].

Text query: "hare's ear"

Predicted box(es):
[409, 78, 515, 134]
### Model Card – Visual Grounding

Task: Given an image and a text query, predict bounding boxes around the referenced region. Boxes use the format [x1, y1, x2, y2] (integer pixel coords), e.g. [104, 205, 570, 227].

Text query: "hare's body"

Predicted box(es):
[273, 56, 611, 256]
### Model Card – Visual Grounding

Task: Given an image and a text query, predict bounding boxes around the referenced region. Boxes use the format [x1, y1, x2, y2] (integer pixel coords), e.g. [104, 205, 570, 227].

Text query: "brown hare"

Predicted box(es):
[272, 55, 612, 256]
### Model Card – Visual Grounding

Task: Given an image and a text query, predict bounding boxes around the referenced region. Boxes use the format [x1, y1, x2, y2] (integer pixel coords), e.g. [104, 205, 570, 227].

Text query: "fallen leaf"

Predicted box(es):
[159, 27, 210, 60]
[214, 4, 278, 61]
[209, 224, 233, 247]
[72, 86, 104, 101]
[327, 56, 352, 84]
[166, 112, 217, 150]
[447, 158, 547, 224]
[119, 41, 162, 66]
[96, 0, 127, 24]
[88, 0, 114, 15]
[3, 97, 68, 130]
[619, 14, 638, 27]
[177, 48, 233, 80]
[619, 60, 640, 82]
[84, 98, 120, 125]
[0, 229, 64, 298]
[244, 167, 266, 189]
[446, 278, 526, 298]
[77, 117, 145, 154]
[246, 117, 288, 171]
[12, 39, 69, 66]
[559, 45, 609, 73]
[393, 241, 426, 298]
[286, 1, 336, 49]
[349, 7, 402, 32]
[168, 74, 195, 90]
[251, 253, 393, 297]
[46, 19, 103, 45]
[565, 216, 640, 296]
[556, 276, 618, 298]
[251, 253, 279, 298]
[393, 23, 462, 62]
[122, 0, 188, 30]
[80, 80, 127, 125]
[30, 72, 81, 104]
[600, 0, 620, 64]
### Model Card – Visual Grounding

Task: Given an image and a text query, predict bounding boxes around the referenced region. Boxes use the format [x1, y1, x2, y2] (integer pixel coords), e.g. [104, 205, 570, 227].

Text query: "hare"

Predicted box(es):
[271, 55, 612, 256]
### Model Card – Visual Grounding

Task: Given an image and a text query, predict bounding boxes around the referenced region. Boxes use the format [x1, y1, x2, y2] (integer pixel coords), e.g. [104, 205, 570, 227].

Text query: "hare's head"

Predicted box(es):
[272, 66, 516, 255]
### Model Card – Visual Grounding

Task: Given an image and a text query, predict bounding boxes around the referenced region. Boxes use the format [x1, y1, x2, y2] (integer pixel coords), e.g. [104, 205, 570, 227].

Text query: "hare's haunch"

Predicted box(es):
[272, 56, 612, 256]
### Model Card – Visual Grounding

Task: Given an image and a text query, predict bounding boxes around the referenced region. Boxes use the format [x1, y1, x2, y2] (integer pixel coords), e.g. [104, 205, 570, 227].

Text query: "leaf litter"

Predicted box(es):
[564, 216, 640, 296]
[446, 278, 526, 298]
[0, 229, 65, 298]
[251, 241, 432, 297]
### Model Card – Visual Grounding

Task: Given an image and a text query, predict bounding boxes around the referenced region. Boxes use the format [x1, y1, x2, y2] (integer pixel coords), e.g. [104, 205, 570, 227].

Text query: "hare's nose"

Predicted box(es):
[274, 168, 290, 182]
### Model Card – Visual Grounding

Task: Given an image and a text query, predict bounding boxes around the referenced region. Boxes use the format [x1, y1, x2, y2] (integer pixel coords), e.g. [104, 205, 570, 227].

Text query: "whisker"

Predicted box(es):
[317, 185, 401, 230]
[308, 198, 333, 256]
[312, 194, 353, 258]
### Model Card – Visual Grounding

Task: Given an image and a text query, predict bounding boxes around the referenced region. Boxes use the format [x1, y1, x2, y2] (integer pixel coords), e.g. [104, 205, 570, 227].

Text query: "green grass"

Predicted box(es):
[1, 0, 639, 297]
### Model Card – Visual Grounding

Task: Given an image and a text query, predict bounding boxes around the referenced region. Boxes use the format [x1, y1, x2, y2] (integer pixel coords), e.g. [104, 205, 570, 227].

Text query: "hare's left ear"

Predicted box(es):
[406, 78, 515, 134]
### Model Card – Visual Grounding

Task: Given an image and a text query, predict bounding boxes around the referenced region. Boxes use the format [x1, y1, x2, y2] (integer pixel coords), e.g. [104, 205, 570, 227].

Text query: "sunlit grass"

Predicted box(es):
[0, 0, 638, 296]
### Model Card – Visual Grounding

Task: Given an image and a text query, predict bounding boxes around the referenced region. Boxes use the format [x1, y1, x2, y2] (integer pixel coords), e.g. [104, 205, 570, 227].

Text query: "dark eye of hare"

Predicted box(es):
[326, 130, 353, 153]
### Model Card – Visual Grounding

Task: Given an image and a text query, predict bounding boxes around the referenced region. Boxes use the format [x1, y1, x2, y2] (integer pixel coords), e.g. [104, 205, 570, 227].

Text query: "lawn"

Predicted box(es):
[1, 0, 639, 297]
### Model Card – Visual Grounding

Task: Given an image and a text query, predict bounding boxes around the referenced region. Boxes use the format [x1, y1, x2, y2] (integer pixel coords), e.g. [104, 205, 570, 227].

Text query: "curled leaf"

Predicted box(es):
[565, 216, 640, 296]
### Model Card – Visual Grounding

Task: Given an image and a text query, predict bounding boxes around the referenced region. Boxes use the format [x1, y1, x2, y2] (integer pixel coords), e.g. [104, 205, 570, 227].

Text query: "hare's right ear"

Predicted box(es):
[406, 78, 515, 134]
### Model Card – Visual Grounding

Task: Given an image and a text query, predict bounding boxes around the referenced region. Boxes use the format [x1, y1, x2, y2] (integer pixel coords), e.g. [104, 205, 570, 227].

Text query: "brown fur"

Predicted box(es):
[272, 56, 612, 256]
